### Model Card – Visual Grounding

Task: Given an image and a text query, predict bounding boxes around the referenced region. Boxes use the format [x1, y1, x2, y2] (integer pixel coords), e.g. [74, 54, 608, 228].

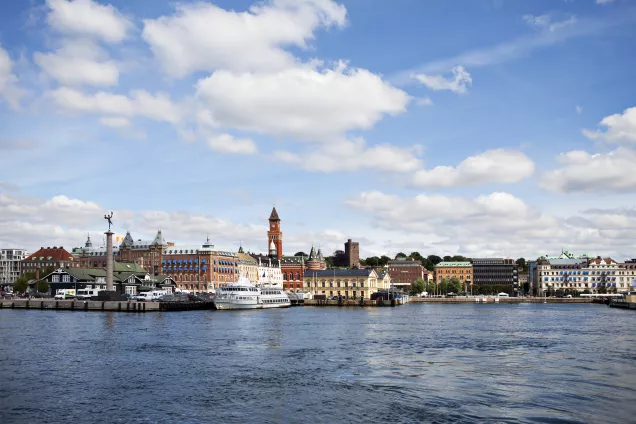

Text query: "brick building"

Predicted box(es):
[344, 239, 360, 268]
[434, 261, 473, 287]
[282, 255, 305, 292]
[267, 207, 283, 260]
[22, 246, 78, 274]
[387, 258, 427, 290]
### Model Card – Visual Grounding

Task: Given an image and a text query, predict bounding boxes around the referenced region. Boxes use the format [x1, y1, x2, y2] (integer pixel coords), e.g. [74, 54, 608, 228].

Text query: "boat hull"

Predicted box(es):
[214, 300, 262, 310]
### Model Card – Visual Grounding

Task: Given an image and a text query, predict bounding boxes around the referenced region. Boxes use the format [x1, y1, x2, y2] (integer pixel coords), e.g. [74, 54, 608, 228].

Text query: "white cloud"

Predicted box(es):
[541, 148, 636, 193]
[596, 0, 616, 4]
[99, 116, 130, 128]
[142, 0, 347, 77]
[34, 39, 119, 86]
[412, 66, 472, 94]
[196, 61, 410, 141]
[415, 97, 433, 106]
[46, 0, 132, 43]
[576, 105, 583, 115]
[412, 149, 535, 188]
[0, 190, 267, 253]
[0, 45, 26, 109]
[48, 87, 183, 124]
[523, 14, 577, 32]
[345, 190, 636, 258]
[582, 106, 636, 144]
[273, 138, 422, 173]
[207, 134, 258, 155]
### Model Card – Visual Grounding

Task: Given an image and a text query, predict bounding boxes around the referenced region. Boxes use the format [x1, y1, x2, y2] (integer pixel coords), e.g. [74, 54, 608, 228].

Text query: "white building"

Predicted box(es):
[536, 254, 631, 295]
[252, 253, 283, 288]
[0, 248, 29, 287]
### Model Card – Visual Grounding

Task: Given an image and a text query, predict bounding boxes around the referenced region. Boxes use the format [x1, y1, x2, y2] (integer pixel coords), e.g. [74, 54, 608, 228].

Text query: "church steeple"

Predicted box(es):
[84, 234, 93, 248]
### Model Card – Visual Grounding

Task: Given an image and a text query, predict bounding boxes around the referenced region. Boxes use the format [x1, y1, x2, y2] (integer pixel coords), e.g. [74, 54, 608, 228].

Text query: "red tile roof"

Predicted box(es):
[24, 247, 74, 262]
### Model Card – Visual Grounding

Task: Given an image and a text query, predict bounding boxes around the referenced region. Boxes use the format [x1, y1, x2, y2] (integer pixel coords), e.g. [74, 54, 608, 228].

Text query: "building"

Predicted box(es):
[472, 258, 518, 293]
[303, 269, 388, 298]
[119, 230, 169, 276]
[251, 254, 283, 288]
[387, 258, 426, 290]
[267, 207, 283, 260]
[162, 238, 238, 293]
[0, 248, 28, 287]
[434, 261, 473, 287]
[237, 248, 259, 283]
[22, 246, 78, 274]
[36, 263, 176, 296]
[344, 239, 360, 268]
[281, 255, 305, 292]
[306, 246, 327, 271]
[533, 252, 630, 295]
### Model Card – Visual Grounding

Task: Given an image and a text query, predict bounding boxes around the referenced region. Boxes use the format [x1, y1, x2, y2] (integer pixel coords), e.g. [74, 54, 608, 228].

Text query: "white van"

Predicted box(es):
[76, 288, 103, 300]
[54, 289, 76, 300]
[135, 291, 168, 301]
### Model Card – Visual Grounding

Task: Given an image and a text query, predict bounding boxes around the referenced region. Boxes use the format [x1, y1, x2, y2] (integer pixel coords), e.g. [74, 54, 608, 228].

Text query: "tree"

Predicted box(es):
[427, 255, 442, 265]
[448, 277, 461, 294]
[516, 258, 526, 271]
[395, 252, 407, 260]
[294, 252, 307, 257]
[582, 289, 591, 295]
[13, 278, 29, 293]
[598, 286, 607, 294]
[443, 255, 452, 262]
[410, 278, 426, 295]
[409, 252, 424, 263]
[332, 250, 347, 268]
[36, 280, 50, 293]
[380, 255, 391, 266]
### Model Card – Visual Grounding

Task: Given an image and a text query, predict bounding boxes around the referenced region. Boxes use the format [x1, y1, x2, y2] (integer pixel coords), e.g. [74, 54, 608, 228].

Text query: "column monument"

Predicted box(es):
[104, 212, 114, 292]
[98, 211, 124, 300]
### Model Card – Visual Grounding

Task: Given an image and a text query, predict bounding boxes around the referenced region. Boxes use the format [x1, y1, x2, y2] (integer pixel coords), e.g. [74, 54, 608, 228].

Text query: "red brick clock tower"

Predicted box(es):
[267, 207, 283, 260]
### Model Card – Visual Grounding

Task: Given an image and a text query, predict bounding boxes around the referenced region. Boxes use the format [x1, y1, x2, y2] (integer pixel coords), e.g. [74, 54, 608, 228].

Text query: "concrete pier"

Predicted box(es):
[409, 297, 593, 304]
[0, 299, 161, 312]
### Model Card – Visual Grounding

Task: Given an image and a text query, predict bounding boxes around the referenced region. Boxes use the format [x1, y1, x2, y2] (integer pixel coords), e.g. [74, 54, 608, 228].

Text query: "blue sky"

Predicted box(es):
[1, 0, 635, 259]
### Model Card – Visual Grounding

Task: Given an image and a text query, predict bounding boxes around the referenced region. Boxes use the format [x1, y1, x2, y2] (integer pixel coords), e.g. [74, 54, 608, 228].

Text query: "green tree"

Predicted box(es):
[331, 250, 347, 267]
[409, 251, 424, 263]
[448, 277, 461, 294]
[598, 286, 607, 294]
[410, 278, 426, 295]
[13, 278, 29, 293]
[294, 251, 307, 257]
[36, 280, 50, 293]
[516, 258, 527, 271]
[427, 255, 442, 265]
[582, 288, 591, 295]
[395, 252, 407, 260]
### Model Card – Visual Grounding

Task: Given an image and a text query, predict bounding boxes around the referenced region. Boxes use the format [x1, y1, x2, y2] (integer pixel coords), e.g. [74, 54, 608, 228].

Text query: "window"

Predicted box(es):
[52, 275, 60, 282]
[62, 274, 70, 283]
[125, 286, 136, 295]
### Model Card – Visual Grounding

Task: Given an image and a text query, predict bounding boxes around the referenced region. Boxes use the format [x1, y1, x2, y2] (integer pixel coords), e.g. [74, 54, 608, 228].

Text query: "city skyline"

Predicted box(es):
[1, 0, 636, 259]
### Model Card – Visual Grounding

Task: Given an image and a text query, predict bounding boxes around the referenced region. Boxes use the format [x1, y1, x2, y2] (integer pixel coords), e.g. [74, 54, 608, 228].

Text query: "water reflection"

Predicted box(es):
[0, 304, 635, 424]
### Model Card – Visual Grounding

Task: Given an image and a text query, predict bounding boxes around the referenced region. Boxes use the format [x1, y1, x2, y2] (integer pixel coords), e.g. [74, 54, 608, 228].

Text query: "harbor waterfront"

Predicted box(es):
[1, 303, 636, 423]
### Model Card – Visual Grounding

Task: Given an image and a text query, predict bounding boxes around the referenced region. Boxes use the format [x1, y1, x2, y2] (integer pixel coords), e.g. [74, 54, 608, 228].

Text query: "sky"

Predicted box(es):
[1, 0, 636, 260]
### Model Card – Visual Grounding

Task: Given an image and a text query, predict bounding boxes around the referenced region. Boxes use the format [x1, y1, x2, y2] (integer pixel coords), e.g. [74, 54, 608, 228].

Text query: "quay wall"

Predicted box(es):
[0, 299, 161, 312]
[409, 297, 593, 304]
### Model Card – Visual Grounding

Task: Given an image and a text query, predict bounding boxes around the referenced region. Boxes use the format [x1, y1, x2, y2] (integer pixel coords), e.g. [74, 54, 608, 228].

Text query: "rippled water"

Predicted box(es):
[1, 303, 635, 423]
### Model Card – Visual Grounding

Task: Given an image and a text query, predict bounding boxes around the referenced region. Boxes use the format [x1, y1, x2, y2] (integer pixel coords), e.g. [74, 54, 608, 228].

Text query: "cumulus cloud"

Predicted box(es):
[0, 191, 267, 253]
[207, 134, 258, 155]
[0, 45, 26, 109]
[48, 87, 183, 125]
[196, 61, 410, 141]
[412, 149, 535, 188]
[46, 0, 132, 43]
[345, 190, 636, 259]
[412, 66, 472, 94]
[99, 116, 130, 128]
[540, 148, 636, 193]
[34, 39, 119, 86]
[583, 106, 636, 144]
[273, 138, 422, 173]
[142, 0, 347, 77]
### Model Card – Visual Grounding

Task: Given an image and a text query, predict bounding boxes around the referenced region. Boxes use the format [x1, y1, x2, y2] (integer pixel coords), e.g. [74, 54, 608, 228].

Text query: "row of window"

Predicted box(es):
[306, 281, 366, 288]
[51, 274, 71, 283]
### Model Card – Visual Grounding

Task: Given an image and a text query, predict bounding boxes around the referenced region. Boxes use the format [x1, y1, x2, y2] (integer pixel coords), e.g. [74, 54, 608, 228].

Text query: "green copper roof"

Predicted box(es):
[435, 261, 472, 267]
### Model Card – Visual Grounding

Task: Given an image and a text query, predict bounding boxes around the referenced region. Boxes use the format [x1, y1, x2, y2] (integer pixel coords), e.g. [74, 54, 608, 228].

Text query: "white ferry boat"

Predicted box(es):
[213, 276, 290, 310]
